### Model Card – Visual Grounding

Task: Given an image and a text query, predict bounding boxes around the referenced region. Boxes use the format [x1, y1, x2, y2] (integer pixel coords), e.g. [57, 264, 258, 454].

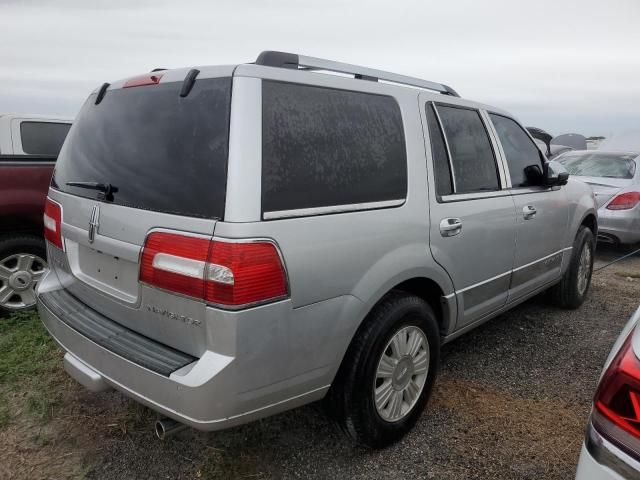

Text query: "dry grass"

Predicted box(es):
[431, 376, 586, 479]
[0, 310, 147, 480]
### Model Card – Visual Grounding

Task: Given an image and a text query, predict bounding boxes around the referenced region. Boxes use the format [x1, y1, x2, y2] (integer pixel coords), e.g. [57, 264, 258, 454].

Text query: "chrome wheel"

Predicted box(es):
[0, 253, 47, 310]
[577, 242, 592, 296]
[374, 325, 429, 423]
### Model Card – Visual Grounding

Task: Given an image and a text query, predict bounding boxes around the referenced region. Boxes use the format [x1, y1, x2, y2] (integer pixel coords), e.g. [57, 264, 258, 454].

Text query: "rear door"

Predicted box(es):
[422, 97, 517, 330]
[48, 71, 233, 356]
[487, 113, 568, 301]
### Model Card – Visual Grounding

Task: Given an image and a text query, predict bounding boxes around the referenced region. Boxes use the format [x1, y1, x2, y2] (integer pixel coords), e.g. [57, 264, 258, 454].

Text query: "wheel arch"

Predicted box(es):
[328, 272, 455, 388]
[580, 212, 598, 237]
[0, 215, 43, 237]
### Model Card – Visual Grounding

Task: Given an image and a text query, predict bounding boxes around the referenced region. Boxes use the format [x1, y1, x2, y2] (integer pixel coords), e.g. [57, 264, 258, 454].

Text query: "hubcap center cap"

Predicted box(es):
[9, 271, 32, 291]
[392, 357, 414, 390]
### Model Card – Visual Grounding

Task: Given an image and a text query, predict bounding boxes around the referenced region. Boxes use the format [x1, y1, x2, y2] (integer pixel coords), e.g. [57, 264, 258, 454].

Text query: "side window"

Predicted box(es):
[262, 81, 407, 214]
[425, 103, 453, 196]
[489, 114, 542, 187]
[20, 122, 71, 155]
[436, 105, 499, 193]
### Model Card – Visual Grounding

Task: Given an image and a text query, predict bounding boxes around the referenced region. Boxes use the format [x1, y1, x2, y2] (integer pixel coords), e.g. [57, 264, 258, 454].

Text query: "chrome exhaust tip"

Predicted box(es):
[155, 417, 187, 440]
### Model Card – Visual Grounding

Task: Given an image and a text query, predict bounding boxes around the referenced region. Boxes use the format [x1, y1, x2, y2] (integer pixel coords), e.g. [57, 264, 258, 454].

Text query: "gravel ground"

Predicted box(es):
[5, 246, 639, 480]
[80, 245, 640, 480]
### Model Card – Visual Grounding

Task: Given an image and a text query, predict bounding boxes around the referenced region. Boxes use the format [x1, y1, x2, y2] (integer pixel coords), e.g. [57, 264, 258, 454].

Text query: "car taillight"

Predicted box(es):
[140, 232, 288, 309]
[205, 241, 288, 307]
[43, 197, 63, 250]
[592, 331, 640, 459]
[607, 192, 640, 210]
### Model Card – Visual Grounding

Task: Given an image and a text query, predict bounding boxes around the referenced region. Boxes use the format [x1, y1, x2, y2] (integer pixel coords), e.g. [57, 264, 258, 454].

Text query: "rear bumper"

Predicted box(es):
[36, 270, 331, 431]
[597, 207, 640, 245]
[576, 420, 640, 479]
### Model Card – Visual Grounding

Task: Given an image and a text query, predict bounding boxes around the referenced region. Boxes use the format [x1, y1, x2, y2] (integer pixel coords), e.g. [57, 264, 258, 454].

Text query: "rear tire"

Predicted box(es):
[0, 235, 47, 313]
[550, 226, 595, 309]
[325, 292, 440, 449]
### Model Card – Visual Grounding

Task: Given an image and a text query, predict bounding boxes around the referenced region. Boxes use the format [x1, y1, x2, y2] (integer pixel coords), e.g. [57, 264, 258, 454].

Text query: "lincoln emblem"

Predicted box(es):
[88, 205, 100, 244]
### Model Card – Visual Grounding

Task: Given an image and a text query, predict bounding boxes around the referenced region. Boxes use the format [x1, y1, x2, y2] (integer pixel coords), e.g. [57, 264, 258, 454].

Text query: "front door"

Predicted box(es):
[421, 97, 517, 330]
[486, 113, 569, 301]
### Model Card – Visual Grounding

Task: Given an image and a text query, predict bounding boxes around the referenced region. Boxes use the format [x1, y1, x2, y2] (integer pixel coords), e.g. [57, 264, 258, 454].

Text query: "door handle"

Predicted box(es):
[440, 218, 462, 237]
[523, 205, 537, 220]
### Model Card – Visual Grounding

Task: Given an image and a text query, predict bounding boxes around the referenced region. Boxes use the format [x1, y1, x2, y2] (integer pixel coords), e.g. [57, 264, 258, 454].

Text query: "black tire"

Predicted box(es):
[325, 292, 440, 449]
[0, 235, 47, 313]
[550, 226, 595, 309]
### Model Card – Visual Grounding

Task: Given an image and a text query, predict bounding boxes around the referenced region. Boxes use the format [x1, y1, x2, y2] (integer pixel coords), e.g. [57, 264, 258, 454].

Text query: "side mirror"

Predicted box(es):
[543, 160, 570, 187]
[524, 165, 544, 186]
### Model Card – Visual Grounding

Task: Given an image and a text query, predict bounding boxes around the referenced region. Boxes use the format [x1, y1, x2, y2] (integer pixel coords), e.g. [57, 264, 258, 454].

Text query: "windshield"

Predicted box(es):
[52, 77, 231, 219]
[555, 152, 637, 179]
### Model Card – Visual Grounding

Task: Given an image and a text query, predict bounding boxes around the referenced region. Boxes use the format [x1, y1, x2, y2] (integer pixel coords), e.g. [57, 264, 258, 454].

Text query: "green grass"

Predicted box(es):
[0, 310, 60, 383]
[0, 309, 64, 427]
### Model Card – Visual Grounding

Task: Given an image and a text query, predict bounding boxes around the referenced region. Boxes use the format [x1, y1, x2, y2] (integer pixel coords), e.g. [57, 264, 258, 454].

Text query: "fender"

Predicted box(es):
[563, 178, 598, 249]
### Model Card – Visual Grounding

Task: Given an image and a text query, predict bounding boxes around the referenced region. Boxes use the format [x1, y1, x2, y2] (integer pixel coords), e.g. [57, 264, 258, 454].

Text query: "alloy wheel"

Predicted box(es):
[0, 253, 47, 310]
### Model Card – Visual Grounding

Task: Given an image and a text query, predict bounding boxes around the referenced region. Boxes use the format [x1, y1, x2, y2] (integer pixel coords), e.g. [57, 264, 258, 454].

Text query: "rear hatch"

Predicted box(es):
[48, 70, 232, 356]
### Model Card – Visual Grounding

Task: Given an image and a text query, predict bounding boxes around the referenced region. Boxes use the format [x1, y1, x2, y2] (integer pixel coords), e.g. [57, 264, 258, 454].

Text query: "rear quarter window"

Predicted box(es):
[20, 122, 70, 155]
[261, 81, 407, 215]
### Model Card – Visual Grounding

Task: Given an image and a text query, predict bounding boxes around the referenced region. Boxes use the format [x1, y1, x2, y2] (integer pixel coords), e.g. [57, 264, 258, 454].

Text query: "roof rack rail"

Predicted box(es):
[255, 51, 460, 97]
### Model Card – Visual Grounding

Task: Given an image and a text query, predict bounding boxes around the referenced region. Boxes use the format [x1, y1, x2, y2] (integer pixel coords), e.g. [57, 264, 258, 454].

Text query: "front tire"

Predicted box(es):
[325, 292, 440, 449]
[550, 226, 595, 309]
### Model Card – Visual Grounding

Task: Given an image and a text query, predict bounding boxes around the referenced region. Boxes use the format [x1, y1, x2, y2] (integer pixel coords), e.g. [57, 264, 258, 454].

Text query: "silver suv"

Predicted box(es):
[37, 51, 598, 448]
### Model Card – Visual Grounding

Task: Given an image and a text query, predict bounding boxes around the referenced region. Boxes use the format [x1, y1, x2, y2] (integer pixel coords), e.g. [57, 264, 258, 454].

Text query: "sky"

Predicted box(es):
[1, 0, 638, 138]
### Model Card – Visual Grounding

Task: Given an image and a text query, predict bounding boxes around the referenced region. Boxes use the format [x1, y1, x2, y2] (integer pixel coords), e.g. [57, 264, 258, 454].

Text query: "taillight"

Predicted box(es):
[607, 192, 640, 210]
[140, 232, 210, 300]
[140, 232, 288, 309]
[123, 73, 163, 88]
[592, 331, 640, 459]
[43, 197, 63, 250]
[205, 241, 288, 307]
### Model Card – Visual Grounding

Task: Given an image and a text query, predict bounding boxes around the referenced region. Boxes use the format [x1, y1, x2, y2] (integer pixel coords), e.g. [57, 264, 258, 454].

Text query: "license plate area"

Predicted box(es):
[66, 240, 140, 303]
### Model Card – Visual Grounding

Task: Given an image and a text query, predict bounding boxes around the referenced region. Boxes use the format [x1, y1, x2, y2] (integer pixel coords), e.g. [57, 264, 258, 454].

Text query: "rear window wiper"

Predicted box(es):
[66, 181, 119, 201]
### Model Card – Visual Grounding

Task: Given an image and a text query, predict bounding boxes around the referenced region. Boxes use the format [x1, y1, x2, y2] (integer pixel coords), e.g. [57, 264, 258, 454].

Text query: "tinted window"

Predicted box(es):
[20, 122, 70, 155]
[490, 114, 542, 187]
[556, 152, 637, 179]
[436, 105, 499, 193]
[262, 81, 407, 213]
[52, 78, 231, 219]
[425, 103, 452, 196]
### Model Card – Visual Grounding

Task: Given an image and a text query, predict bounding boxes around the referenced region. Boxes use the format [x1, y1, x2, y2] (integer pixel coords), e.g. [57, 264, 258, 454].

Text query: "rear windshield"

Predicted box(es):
[556, 152, 637, 179]
[52, 77, 231, 219]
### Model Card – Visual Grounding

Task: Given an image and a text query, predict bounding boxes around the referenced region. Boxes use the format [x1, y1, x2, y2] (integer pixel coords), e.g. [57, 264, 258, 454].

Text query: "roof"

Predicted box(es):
[99, 51, 513, 119]
[0, 113, 72, 122]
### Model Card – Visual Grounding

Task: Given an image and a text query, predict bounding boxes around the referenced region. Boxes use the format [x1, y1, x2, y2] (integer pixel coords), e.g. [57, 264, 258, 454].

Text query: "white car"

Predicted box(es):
[576, 307, 640, 479]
